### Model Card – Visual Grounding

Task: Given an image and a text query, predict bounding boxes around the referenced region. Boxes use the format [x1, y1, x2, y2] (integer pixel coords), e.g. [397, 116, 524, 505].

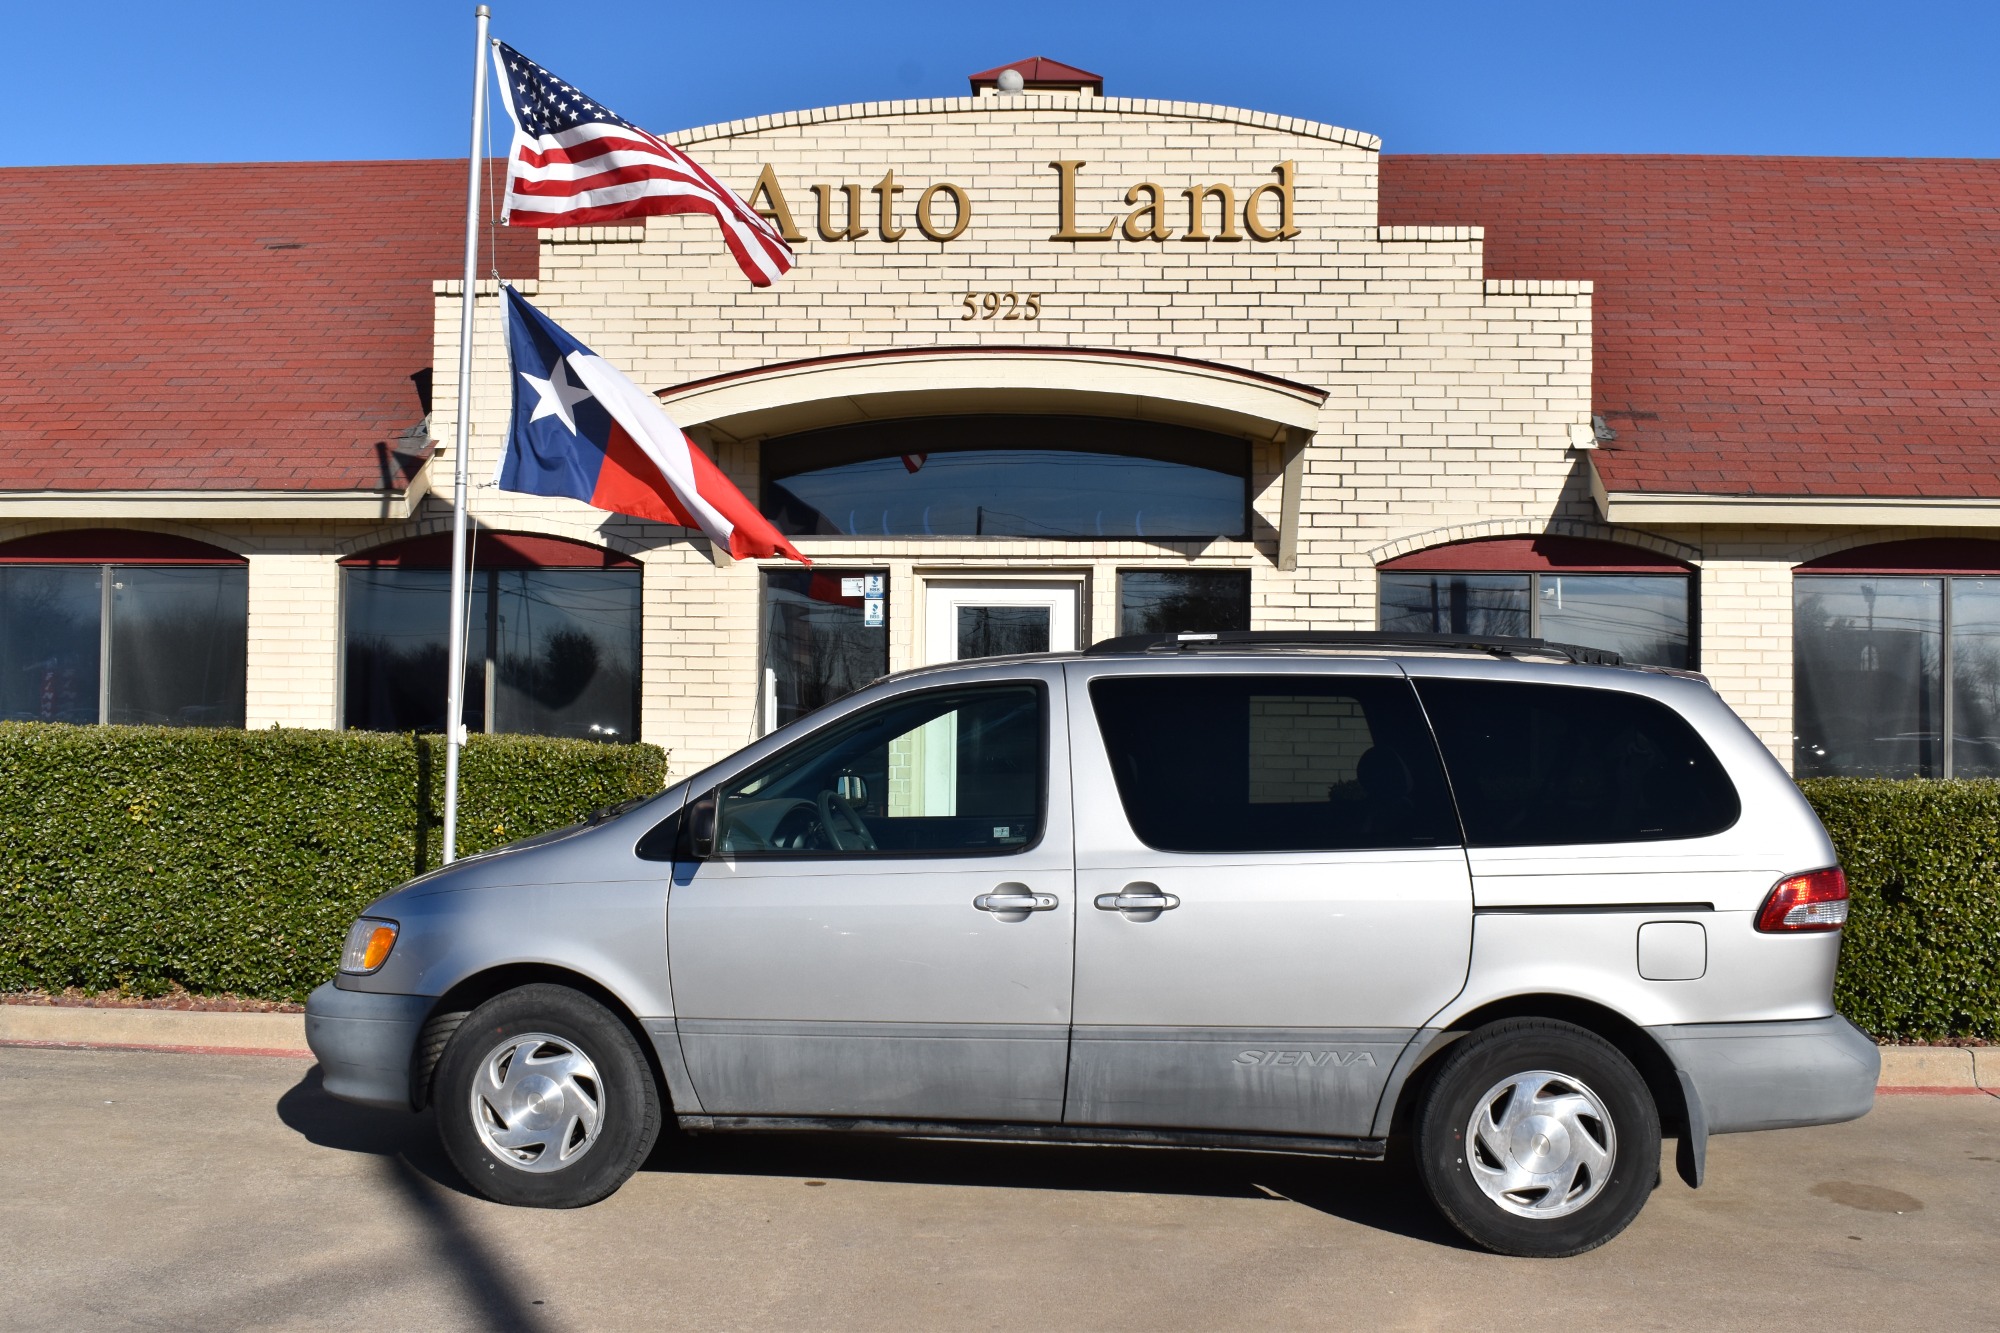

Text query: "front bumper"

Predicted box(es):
[1650, 1014, 1879, 1135]
[304, 982, 433, 1112]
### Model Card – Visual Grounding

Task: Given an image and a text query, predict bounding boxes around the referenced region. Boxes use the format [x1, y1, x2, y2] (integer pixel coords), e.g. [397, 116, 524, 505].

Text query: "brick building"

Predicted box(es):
[4, 61, 1997, 779]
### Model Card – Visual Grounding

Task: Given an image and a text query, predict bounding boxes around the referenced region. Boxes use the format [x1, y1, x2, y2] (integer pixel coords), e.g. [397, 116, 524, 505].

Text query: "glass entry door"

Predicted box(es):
[924, 581, 1081, 665]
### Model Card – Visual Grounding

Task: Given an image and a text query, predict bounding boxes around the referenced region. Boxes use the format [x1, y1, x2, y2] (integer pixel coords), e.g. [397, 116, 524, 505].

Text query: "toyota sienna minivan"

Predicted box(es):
[307, 631, 1878, 1257]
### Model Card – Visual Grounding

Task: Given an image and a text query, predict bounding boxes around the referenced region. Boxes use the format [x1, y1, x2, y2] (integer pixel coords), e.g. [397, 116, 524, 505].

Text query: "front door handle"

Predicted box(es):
[1094, 890, 1181, 912]
[974, 887, 1059, 913]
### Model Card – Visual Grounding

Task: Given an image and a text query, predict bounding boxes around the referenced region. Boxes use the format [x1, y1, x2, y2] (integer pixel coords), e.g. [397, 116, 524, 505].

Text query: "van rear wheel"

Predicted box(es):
[1413, 1018, 1659, 1257]
[434, 984, 661, 1208]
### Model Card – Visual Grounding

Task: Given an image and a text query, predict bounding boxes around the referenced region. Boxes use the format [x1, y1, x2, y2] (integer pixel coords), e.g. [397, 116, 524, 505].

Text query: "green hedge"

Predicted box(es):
[0, 724, 666, 1002]
[1800, 779, 2000, 1041]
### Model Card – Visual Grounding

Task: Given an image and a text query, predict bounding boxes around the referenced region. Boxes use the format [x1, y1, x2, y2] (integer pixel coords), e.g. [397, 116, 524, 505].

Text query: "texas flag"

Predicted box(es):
[496, 288, 808, 563]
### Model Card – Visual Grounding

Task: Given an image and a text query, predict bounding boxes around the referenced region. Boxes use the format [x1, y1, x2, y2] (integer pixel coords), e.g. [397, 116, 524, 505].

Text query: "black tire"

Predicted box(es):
[434, 984, 662, 1208]
[1413, 1018, 1659, 1258]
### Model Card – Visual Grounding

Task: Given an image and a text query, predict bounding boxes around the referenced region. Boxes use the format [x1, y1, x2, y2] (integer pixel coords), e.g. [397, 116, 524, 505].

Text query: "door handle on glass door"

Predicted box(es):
[974, 886, 1059, 913]
[1094, 890, 1181, 912]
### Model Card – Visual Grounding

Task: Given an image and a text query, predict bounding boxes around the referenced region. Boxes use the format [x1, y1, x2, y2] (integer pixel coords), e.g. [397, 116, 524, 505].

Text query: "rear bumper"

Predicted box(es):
[304, 982, 432, 1112]
[1650, 1015, 1879, 1134]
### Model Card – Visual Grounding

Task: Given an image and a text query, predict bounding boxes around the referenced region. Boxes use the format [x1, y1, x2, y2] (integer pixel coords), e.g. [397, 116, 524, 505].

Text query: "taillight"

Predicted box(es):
[1756, 868, 1849, 932]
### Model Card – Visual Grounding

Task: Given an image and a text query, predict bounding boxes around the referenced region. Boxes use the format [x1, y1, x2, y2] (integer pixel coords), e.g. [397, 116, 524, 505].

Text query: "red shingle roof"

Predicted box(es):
[0, 160, 535, 493]
[1380, 155, 2000, 498]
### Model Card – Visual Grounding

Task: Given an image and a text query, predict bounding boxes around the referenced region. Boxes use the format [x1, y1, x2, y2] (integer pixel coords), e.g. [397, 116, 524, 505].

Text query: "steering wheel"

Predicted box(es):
[768, 800, 825, 851]
[817, 789, 878, 852]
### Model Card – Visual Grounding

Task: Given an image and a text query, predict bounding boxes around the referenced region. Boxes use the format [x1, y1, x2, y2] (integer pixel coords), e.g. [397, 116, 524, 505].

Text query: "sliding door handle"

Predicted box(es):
[1094, 890, 1181, 912]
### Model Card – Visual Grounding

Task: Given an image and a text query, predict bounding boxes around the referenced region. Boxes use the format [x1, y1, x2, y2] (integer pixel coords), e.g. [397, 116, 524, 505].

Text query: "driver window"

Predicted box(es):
[715, 684, 1044, 857]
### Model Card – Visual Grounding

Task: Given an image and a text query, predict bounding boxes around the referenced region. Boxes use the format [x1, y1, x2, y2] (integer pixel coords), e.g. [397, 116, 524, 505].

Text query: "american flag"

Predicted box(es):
[490, 41, 795, 287]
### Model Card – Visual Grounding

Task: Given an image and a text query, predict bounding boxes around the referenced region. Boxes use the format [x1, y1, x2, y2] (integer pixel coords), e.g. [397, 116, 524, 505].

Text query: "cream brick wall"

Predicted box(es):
[245, 552, 340, 729]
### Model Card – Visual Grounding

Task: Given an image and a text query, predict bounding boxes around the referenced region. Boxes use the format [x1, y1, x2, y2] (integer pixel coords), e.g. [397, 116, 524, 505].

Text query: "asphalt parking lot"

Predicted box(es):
[1, 1046, 1994, 1332]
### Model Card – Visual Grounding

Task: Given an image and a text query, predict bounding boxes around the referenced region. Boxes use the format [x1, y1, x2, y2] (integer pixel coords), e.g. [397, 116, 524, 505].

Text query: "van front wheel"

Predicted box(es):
[1413, 1019, 1659, 1257]
[434, 984, 661, 1208]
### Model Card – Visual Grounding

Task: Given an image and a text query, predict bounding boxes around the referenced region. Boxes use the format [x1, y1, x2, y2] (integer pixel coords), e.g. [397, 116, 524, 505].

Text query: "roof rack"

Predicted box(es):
[1082, 630, 1624, 666]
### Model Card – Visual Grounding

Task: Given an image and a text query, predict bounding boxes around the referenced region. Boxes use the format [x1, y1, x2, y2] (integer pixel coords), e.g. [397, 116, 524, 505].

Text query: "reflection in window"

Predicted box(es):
[762, 570, 888, 731]
[958, 606, 1049, 659]
[1791, 574, 2000, 779]
[343, 568, 640, 741]
[0, 564, 245, 727]
[1380, 571, 1692, 669]
[761, 416, 1249, 540]
[1089, 675, 1461, 853]
[718, 685, 1044, 856]
[1118, 570, 1252, 637]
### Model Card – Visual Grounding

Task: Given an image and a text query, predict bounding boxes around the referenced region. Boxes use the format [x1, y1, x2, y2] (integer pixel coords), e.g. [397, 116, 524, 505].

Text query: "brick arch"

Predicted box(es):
[1366, 519, 1700, 567]
[1790, 529, 2000, 567]
[0, 520, 253, 560]
[328, 515, 652, 562]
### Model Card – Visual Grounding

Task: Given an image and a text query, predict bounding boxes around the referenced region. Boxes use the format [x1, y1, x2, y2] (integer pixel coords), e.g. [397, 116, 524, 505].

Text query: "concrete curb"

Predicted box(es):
[0, 1005, 308, 1054]
[2, 1007, 1996, 1094]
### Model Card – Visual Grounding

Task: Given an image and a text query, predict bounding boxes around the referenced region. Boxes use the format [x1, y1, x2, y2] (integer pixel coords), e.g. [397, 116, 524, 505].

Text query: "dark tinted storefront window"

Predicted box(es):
[0, 561, 245, 727]
[1793, 573, 2000, 778]
[1416, 679, 1738, 846]
[1118, 570, 1252, 637]
[762, 416, 1249, 540]
[1089, 674, 1460, 853]
[1381, 571, 1692, 669]
[763, 570, 888, 730]
[343, 567, 640, 741]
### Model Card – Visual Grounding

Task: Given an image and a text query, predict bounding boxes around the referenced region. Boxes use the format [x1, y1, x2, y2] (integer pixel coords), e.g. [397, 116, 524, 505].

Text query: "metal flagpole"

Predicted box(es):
[442, 3, 492, 865]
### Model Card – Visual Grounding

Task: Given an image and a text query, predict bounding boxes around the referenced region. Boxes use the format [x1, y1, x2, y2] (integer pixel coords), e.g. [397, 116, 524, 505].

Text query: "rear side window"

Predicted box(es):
[1089, 675, 1461, 853]
[1415, 679, 1739, 847]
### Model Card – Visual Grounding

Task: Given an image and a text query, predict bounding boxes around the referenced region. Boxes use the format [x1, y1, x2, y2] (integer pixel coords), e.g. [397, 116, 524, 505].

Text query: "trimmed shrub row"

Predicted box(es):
[1799, 779, 2000, 1041]
[0, 724, 665, 1002]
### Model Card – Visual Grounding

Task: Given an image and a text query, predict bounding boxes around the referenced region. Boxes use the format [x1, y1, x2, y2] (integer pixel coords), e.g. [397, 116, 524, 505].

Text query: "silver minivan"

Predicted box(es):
[306, 632, 1878, 1257]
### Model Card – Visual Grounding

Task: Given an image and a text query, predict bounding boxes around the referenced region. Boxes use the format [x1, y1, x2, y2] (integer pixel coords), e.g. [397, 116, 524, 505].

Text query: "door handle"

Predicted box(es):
[1094, 890, 1181, 912]
[974, 888, 1059, 913]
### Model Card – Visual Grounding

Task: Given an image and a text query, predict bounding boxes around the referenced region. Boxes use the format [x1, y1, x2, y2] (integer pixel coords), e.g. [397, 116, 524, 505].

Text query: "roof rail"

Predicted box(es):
[1083, 630, 1624, 666]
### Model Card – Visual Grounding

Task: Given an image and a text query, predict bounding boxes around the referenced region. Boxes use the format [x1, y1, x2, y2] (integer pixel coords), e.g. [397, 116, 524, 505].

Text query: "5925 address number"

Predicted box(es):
[960, 292, 1043, 321]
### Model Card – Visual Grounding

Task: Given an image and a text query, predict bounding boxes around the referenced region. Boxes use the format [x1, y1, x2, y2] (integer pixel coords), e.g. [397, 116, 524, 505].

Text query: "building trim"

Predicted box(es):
[1594, 471, 2000, 528]
[0, 485, 429, 522]
[668, 95, 1381, 153]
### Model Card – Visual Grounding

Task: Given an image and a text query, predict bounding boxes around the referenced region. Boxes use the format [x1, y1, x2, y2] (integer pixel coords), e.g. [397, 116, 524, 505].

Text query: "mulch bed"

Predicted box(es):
[1, 987, 304, 1014]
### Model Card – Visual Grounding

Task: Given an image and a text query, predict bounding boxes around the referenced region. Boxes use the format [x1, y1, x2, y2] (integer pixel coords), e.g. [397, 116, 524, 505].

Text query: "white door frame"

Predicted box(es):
[923, 578, 1083, 665]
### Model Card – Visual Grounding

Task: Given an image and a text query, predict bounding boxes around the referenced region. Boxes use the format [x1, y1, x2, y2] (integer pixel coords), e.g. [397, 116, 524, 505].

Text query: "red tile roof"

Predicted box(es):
[1380, 155, 2000, 499]
[0, 160, 536, 493]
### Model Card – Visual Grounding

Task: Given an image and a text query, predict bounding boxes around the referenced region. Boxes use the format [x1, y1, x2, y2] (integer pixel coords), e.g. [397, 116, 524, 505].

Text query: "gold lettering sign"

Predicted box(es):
[745, 163, 1302, 246]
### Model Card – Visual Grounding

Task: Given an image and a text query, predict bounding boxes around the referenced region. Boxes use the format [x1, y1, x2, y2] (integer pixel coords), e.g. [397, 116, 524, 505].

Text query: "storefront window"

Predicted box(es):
[1377, 537, 1695, 669]
[762, 416, 1249, 540]
[0, 532, 247, 727]
[1794, 543, 2000, 778]
[341, 535, 640, 742]
[1118, 570, 1252, 637]
[762, 570, 889, 731]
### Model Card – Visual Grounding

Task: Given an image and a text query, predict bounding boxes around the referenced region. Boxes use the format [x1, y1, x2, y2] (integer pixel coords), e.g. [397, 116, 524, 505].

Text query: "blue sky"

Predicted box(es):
[19, 1, 1999, 165]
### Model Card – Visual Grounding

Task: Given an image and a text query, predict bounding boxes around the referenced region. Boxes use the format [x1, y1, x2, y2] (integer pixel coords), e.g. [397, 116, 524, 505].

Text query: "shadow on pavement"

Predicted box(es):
[275, 1068, 551, 1332]
[277, 1066, 1470, 1251]
[654, 1131, 1473, 1250]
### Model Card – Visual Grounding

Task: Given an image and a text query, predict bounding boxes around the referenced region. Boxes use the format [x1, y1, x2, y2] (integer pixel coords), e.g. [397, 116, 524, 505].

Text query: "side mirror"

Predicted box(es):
[686, 792, 717, 859]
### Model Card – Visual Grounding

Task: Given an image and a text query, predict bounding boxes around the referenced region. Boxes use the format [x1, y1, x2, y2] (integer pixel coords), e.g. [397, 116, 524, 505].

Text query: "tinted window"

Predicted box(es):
[762, 416, 1249, 540]
[343, 567, 641, 741]
[1381, 571, 1694, 669]
[762, 570, 888, 729]
[1089, 675, 1460, 853]
[1119, 570, 1252, 637]
[717, 684, 1043, 857]
[1416, 679, 1739, 846]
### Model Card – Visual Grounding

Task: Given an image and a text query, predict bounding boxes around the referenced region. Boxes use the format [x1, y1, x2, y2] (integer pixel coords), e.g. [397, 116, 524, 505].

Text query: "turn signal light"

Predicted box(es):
[1756, 868, 1849, 933]
[340, 918, 400, 973]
